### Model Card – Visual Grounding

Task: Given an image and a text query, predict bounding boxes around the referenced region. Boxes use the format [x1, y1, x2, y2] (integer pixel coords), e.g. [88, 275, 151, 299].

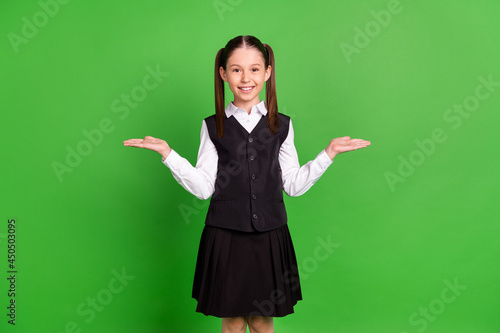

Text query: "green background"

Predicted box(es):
[1, 0, 499, 332]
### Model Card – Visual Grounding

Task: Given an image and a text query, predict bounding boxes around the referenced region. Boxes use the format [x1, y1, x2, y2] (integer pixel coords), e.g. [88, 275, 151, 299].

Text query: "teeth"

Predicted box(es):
[240, 87, 253, 91]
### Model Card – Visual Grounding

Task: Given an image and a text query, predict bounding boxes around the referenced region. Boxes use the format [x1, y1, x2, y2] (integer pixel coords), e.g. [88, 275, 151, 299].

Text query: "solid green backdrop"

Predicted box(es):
[1, 0, 499, 332]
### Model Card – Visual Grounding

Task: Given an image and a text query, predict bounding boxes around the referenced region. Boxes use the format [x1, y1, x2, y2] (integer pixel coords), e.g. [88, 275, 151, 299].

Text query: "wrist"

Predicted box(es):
[325, 147, 337, 160]
[160, 147, 172, 160]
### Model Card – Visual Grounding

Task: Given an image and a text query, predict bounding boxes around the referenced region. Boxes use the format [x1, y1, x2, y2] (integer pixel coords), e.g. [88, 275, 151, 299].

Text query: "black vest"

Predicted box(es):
[204, 112, 291, 232]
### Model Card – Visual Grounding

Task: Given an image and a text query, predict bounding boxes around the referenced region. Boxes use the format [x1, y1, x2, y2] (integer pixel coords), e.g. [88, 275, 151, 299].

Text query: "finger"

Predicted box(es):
[123, 139, 144, 145]
[332, 136, 350, 142]
[124, 141, 145, 147]
[351, 139, 371, 145]
[145, 136, 155, 139]
[124, 143, 145, 148]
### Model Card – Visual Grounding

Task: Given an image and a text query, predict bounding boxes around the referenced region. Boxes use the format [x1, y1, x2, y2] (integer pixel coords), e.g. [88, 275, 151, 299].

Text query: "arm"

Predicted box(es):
[162, 120, 217, 199]
[279, 120, 333, 197]
[123, 120, 217, 200]
[279, 120, 371, 197]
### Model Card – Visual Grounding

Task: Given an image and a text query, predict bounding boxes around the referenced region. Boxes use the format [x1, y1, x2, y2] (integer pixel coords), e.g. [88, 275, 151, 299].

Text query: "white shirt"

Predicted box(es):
[162, 101, 334, 200]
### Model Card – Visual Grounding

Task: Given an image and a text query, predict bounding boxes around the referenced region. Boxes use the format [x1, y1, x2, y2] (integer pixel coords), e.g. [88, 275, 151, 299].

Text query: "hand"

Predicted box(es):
[123, 136, 172, 159]
[325, 136, 371, 159]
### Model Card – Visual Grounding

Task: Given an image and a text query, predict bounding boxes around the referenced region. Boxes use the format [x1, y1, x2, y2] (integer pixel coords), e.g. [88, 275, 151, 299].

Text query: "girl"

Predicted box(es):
[124, 35, 370, 333]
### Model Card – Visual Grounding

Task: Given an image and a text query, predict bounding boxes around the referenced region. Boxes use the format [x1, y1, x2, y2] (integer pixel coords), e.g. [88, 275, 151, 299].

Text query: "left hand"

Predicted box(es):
[123, 136, 172, 159]
[325, 136, 371, 159]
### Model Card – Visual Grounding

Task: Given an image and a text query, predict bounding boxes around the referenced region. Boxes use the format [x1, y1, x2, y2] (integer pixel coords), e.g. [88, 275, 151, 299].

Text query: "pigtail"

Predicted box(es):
[215, 47, 225, 138]
[263, 43, 278, 134]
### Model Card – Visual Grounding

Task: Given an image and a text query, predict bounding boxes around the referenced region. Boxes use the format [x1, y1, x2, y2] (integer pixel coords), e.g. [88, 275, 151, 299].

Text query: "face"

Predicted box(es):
[219, 47, 272, 110]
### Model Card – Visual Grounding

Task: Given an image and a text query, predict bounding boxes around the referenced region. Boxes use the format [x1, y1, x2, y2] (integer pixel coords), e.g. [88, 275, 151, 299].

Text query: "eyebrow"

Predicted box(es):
[229, 63, 262, 68]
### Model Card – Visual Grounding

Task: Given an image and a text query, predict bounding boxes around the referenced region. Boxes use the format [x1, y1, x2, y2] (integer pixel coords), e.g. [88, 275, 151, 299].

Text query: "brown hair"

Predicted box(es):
[214, 35, 278, 138]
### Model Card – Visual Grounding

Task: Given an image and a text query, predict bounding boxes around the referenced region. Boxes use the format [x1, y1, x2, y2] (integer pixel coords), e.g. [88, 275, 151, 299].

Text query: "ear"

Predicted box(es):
[264, 65, 272, 82]
[219, 66, 227, 82]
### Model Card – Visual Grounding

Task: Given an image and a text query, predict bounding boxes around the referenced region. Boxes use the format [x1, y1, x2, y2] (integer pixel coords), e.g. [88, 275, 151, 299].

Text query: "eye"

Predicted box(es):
[252, 68, 259, 72]
[232, 68, 241, 73]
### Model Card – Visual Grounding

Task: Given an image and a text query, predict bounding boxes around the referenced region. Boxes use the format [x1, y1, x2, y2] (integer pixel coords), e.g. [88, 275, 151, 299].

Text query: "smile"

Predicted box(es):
[238, 86, 255, 93]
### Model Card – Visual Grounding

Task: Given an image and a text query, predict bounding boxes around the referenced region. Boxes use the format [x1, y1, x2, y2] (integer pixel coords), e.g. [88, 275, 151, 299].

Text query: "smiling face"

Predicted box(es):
[219, 47, 272, 113]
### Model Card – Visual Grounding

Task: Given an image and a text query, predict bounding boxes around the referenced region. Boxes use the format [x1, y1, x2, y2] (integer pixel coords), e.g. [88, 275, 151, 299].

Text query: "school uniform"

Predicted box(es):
[162, 101, 333, 317]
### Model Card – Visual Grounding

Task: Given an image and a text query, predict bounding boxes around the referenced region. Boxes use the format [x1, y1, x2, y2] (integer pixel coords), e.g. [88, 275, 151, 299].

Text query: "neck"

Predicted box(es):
[233, 99, 260, 115]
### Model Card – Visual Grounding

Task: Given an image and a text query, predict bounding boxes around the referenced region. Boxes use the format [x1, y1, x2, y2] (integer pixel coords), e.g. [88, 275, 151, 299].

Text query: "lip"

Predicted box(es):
[238, 86, 255, 93]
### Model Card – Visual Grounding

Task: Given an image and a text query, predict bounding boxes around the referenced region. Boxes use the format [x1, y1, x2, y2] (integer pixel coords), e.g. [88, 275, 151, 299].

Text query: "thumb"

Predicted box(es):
[145, 136, 154, 139]
[342, 136, 351, 140]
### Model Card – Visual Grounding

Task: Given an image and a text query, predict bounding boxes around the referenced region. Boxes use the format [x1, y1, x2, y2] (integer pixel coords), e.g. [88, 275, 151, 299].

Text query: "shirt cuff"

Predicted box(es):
[317, 149, 334, 169]
[161, 149, 181, 168]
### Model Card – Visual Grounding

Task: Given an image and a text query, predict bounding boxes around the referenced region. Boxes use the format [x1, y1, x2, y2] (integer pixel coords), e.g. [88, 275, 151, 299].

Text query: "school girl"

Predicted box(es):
[124, 35, 370, 333]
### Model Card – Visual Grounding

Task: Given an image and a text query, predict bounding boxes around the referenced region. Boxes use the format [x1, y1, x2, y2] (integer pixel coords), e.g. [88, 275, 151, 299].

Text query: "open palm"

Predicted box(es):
[325, 136, 371, 159]
[123, 136, 171, 159]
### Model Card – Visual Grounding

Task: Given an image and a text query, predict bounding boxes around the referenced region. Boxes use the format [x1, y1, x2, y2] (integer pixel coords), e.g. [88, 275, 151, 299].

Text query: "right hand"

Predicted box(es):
[123, 136, 172, 159]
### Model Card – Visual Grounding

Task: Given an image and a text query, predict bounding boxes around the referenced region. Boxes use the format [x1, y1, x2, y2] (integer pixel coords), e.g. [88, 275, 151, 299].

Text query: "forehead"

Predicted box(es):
[227, 47, 265, 66]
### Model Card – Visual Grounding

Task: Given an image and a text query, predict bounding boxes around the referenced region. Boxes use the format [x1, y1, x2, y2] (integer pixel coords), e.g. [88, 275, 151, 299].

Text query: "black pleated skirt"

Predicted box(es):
[192, 224, 302, 318]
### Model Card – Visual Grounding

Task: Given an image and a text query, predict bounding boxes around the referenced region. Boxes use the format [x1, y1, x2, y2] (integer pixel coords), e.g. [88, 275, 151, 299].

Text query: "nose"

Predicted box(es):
[241, 70, 250, 82]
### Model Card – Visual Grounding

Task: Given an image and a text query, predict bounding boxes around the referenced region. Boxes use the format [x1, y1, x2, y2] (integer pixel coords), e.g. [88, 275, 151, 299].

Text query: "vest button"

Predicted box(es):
[252, 194, 257, 199]
[252, 214, 258, 219]
[251, 174, 256, 180]
[249, 155, 255, 161]
[248, 137, 253, 143]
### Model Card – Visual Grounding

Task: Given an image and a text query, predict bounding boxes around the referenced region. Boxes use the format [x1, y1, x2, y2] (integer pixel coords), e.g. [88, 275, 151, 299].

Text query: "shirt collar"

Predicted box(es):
[224, 100, 268, 118]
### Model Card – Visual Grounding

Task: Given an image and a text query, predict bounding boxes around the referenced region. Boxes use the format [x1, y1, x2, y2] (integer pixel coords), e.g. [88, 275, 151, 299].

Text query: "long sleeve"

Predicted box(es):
[161, 120, 217, 200]
[162, 113, 333, 199]
[279, 119, 334, 197]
